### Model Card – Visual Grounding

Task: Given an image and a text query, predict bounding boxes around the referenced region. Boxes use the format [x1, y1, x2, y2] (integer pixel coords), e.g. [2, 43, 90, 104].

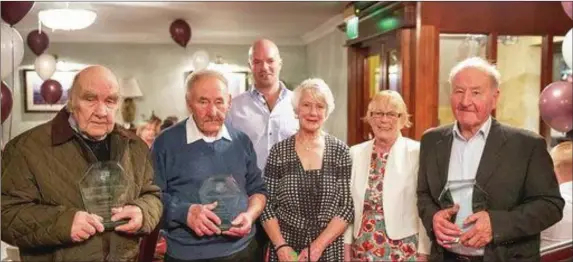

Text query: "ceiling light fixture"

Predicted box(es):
[39, 8, 97, 31]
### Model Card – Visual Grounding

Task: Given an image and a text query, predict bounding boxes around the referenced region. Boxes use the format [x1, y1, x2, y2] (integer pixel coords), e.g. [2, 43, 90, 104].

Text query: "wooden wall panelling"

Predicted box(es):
[413, 25, 439, 140]
[381, 44, 389, 91]
[399, 28, 415, 138]
[347, 45, 367, 146]
[362, 52, 372, 141]
[540, 35, 554, 142]
[487, 32, 498, 117]
[420, 2, 570, 36]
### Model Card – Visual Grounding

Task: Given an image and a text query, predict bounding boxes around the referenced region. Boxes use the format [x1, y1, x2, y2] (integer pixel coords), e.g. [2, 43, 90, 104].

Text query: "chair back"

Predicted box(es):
[137, 224, 162, 262]
[541, 240, 573, 262]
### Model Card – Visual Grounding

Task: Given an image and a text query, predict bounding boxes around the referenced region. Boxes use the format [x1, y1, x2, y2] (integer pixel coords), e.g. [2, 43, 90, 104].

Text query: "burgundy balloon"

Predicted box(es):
[539, 81, 573, 133]
[563, 1, 573, 20]
[169, 19, 191, 48]
[40, 79, 63, 105]
[1, 1, 34, 26]
[1, 82, 13, 124]
[27, 30, 49, 56]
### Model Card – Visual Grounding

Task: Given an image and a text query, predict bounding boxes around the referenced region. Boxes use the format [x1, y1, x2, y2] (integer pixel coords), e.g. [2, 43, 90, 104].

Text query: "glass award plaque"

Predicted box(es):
[198, 174, 248, 231]
[438, 178, 489, 244]
[79, 161, 133, 231]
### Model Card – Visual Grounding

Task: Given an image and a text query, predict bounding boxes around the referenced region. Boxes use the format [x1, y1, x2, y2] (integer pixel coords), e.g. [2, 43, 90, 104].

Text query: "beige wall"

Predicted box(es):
[2, 42, 308, 142]
[306, 30, 348, 142]
[496, 36, 541, 133]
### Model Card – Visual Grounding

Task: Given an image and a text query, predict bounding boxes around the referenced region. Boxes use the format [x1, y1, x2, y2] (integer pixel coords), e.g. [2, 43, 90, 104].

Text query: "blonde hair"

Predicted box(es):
[136, 120, 160, 137]
[551, 141, 573, 167]
[291, 78, 335, 118]
[185, 69, 229, 101]
[364, 90, 412, 128]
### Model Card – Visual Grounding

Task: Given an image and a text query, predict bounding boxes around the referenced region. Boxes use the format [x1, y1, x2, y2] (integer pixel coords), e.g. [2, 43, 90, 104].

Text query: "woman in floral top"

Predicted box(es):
[344, 90, 431, 261]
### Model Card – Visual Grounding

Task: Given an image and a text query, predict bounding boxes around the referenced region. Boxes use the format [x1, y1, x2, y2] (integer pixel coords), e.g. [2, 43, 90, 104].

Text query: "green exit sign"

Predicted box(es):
[346, 16, 359, 40]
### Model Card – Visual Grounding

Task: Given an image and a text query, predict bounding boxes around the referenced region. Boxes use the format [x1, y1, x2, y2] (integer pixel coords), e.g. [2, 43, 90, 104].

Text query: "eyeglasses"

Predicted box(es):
[370, 111, 401, 119]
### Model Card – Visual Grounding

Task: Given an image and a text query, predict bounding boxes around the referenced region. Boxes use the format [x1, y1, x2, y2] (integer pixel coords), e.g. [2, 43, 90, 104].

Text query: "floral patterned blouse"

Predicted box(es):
[351, 151, 419, 261]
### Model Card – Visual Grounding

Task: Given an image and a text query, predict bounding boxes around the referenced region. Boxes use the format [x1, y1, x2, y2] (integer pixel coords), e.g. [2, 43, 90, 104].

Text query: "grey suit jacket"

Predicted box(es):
[417, 119, 564, 262]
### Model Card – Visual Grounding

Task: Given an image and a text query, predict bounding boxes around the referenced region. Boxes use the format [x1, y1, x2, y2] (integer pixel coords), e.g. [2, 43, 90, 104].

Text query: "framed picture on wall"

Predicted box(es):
[22, 69, 77, 112]
[184, 71, 248, 99]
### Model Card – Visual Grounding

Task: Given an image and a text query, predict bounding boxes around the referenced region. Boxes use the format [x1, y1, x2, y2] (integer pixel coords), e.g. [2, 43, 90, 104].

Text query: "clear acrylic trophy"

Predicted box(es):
[438, 178, 488, 245]
[198, 174, 248, 231]
[79, 161, 133, 231]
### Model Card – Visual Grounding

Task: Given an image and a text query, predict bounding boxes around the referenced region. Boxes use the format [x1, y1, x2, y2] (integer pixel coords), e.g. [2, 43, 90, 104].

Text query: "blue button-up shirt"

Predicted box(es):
[227, 83, 299, 171]
[446, 116, 492, 256]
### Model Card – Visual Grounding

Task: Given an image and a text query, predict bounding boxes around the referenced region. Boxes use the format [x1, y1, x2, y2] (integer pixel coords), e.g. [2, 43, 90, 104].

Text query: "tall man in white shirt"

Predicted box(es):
[227, 39, 299, 261]
[541, 141, 573, 248]
[227, 39, 298, 171]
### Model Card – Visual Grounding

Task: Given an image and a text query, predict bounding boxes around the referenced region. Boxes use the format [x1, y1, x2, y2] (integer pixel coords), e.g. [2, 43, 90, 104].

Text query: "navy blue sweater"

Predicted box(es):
[152, 120, 268, 260]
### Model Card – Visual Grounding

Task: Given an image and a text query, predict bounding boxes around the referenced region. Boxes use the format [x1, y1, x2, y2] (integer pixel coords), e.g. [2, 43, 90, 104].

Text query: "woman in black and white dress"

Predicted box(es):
[261, 78, 353, 262]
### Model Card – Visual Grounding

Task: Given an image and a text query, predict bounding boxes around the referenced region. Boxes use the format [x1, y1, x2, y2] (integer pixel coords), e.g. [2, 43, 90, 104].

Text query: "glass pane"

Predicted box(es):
[438, 34, 488, 125]
[388, 49, 399, 92]
[366, 54, 381, 98]
[496, 35, 542, 133]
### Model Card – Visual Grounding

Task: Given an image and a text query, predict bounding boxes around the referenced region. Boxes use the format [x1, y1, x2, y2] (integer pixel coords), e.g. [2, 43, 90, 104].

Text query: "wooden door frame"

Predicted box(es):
[347, 45, 368, 146]
[343, 1, 570, 144]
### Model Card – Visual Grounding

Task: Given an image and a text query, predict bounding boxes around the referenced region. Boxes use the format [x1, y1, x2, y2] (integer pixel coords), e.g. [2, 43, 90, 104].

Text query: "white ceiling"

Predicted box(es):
[14, 1, 347, 46]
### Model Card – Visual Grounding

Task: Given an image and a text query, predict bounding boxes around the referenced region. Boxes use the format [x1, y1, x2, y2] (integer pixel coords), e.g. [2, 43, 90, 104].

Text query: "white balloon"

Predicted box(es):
[563, 29, 573, 70]
[191, 50, 210, 71]
[0, 23, 24, 80]
[34, 54, 57, 80]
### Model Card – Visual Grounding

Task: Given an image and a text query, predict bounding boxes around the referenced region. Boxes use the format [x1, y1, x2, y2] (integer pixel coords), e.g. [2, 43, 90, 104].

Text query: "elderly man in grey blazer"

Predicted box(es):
[417, 57, 564, 262]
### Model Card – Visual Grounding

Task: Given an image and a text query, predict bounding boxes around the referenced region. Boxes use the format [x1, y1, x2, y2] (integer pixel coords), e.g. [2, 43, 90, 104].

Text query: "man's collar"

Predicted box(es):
[249, 81, 289, 100]
[452, 116, 493, 140]
[68, 115, 108, 142]
[185, 116, 232, 144]
[51, 107, 136, 146]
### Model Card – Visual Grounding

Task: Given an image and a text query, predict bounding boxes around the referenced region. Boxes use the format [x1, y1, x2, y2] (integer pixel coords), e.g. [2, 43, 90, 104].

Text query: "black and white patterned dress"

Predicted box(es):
[261, 134, 354, 262]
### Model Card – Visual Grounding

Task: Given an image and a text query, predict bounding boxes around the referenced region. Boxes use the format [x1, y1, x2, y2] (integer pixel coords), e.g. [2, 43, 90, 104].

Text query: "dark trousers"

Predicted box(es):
[254, 221, 269, 262]
[164, 239, 258, 262]
[443, 250, 484, 262]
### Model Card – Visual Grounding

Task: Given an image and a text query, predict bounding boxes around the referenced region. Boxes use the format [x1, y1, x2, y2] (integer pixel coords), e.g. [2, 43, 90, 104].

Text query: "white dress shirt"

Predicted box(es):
[541, 181, 572, 248]
[186, 116, 232, 144]
[227, 84, 298, 171]
[446, 116, 492, 256]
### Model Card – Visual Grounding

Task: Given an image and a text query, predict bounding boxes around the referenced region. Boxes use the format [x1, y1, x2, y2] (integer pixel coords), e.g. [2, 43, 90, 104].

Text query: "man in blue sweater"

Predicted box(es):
[152, 70, 268, 262]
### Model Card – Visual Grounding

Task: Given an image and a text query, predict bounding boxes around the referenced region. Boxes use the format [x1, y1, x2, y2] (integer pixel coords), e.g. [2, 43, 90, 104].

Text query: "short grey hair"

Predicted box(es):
[185, 69, 228, 101]
[448, 57, 501, 88]
[292, 78, 335, 118]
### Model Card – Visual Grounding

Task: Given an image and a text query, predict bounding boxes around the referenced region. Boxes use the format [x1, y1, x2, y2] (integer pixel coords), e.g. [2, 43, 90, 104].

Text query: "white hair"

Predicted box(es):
[448, 57, 501, 88]
[185, 69, 228, 101]
[291, 78, 335, 118]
